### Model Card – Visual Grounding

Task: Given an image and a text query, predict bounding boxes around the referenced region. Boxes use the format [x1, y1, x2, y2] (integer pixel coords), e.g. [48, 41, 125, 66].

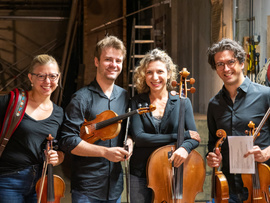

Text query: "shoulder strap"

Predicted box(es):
[0, 88, 28, 157]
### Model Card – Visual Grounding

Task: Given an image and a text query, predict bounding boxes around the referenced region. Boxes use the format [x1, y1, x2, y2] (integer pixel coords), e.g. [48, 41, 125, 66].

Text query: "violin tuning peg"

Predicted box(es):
[189, 87, 196, 94]
[171, 81, 178, 87]
[189, 78, 195, 84]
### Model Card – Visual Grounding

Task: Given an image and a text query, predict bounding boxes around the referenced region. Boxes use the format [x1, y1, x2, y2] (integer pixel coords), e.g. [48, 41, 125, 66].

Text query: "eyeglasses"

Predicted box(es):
[215, 59, 237, 70]
[31, 73, 59, 81]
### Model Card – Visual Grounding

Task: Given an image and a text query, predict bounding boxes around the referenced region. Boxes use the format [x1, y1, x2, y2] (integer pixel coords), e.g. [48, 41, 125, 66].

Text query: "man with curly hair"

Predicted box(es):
[206, 38, 270, 202]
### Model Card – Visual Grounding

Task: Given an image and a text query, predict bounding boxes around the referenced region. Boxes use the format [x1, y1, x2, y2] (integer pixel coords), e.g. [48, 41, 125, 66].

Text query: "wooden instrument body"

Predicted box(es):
[147, 145, 205, 203]
[36, 174, 65, 203]
[242, 162, 270, 203]
[214, 170, 229, 203]
[80, 110, 121, 144]
[212, 129, 229, 203]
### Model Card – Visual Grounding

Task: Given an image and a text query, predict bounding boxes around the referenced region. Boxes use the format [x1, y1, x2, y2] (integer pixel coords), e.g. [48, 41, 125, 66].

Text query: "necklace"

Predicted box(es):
[30, 93, 52, 111]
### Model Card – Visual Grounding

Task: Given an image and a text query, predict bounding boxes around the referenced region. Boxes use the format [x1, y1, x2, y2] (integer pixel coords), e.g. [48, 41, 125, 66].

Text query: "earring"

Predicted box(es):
[31, 83, 33, 87]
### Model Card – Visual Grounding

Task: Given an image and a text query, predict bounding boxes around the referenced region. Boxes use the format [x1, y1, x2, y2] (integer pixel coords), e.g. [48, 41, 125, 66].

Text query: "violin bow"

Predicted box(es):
[37, 134, 53, 203]
[123, 108, 131, 203]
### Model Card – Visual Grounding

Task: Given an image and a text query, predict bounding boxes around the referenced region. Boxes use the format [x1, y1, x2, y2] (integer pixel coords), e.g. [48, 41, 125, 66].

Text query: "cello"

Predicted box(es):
[80, 105, 155, 144]
[211, 129, 229, 203]
[146, 67, 205, 202]
[36, 134, 65, 203]
[242, 108, 270, 203]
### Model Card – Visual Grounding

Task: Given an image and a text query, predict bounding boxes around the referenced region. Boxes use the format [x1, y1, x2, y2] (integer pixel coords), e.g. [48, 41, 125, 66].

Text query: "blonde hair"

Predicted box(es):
[134, 48, 177, 94]
[94, 35, 126, 60]
[29, 54, 60, 73]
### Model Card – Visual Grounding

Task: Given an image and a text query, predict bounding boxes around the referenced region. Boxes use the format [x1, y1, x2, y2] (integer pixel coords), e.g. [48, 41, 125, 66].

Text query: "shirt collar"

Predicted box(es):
[222, 76, 250, 95]
[88, 78, 118, 100]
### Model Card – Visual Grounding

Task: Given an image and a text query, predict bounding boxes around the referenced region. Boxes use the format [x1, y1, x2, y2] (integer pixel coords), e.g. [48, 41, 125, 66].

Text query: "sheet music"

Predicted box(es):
[227, 136, 255, 174]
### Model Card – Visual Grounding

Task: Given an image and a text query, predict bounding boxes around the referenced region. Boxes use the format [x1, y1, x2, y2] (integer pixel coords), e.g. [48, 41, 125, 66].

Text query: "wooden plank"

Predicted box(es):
[267, 16, 270, 59]
[243, 36, 249, 76]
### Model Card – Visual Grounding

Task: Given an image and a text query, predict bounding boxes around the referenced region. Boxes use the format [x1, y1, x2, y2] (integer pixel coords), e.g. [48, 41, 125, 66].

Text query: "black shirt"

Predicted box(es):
[0, 93, 64, 174]
[207, 77, 270, 194]
[130, 93, 199, 178]
[59, 79, 129, 201]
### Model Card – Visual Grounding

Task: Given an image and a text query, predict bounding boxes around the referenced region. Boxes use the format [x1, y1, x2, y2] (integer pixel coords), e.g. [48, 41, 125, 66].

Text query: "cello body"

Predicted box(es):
[242, 162, 270, 203]
[147, 145, 205, 203]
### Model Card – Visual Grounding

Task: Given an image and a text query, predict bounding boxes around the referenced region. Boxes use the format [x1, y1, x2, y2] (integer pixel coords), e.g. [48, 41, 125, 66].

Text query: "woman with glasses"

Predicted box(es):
[0, 54, 64, 203]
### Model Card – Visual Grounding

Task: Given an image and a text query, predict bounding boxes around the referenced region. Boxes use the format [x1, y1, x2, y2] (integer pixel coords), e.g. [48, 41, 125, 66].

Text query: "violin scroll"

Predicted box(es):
[215, 129, 227, 150]
[137, 104, 156, 115]
[212, 129, 229, 203]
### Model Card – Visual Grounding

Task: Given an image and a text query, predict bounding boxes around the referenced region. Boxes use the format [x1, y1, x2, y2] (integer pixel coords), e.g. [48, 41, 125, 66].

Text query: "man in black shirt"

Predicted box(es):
[206, 38, 270, 202]
[59, 36, 133, 203]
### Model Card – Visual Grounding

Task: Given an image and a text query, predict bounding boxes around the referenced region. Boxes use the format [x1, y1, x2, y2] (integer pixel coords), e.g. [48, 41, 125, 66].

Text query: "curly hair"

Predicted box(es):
[134, 48, 177, 94]
[207, 38, 246, 70]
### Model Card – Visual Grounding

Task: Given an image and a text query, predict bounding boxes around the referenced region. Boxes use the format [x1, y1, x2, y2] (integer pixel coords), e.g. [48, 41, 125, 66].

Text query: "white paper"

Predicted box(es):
[227, 136, 255, 174]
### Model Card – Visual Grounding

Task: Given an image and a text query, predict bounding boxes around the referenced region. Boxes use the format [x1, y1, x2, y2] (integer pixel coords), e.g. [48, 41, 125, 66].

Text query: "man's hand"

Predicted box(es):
[104, 147, 129, 162]
[244, 145, 270, 162]
[207, 148, 222, 168]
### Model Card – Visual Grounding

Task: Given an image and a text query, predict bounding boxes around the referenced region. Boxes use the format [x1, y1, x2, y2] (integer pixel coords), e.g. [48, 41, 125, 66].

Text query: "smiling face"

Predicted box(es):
[215, 50, 245, 89]
[95, 47, 123, 83]
[28, 62, 60, 97]
[145, 60, 170, 94]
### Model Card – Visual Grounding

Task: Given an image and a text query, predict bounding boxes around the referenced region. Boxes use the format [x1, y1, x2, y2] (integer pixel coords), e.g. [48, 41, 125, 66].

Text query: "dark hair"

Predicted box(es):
[94, 35, 126, 60]
[207, 38, 246, 70]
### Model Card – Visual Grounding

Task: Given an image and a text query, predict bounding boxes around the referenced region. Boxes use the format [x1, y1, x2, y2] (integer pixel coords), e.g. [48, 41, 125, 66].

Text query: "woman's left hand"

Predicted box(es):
[168, 147, 188, 168]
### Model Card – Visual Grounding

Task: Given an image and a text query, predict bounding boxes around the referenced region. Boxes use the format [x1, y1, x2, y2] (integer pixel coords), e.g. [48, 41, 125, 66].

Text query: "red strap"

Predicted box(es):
[0, 88, 28, 157]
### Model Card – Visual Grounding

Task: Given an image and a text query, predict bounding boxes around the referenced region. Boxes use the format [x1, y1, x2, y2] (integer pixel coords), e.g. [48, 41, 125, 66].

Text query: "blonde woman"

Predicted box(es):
[0, 54, 64, 203]
[129, 48, 200, 203]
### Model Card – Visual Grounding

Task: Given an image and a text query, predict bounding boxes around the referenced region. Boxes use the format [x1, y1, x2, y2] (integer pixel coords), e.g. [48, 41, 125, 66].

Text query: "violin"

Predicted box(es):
[80, 105, 156, 143]
[211, 129, 229, 203]
[146, 67, 205, 202]
[242, 108, 270, 203]
[36, 134, 65, 203]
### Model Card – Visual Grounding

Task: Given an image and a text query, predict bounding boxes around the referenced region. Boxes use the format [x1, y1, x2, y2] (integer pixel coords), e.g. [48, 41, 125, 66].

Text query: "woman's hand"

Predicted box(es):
[189, 130, 201, 143]
[46, 150, 65, 166]
[168, 147, 188, 168]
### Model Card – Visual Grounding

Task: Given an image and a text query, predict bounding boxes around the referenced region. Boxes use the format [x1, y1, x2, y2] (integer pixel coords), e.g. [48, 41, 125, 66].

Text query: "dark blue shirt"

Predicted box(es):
[59, 79, 129, 201]
[207, 77, 270, 194]
[130, 93, 199, 178]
